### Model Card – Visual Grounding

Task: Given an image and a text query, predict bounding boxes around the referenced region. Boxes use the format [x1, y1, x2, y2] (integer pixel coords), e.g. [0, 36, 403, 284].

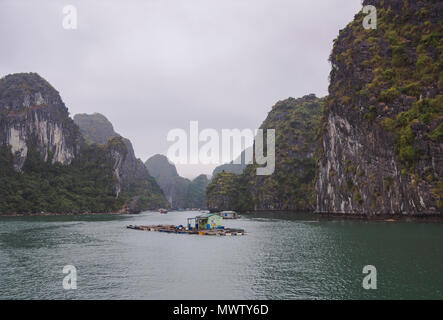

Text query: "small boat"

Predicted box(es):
[219, 211, 240, 219]
[159, 209, 168, 214]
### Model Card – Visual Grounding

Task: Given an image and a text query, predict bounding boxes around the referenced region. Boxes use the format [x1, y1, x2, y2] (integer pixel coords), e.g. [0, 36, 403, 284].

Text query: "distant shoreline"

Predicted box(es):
[316, 213, 443, 222]
[0, 211, 129, 217]
[1, 210, 442, 222]
[241, 211, 443, 222]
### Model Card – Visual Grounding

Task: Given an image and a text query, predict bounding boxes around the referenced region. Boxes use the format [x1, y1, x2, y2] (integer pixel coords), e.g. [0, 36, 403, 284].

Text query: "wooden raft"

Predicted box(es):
[127, 225, 246, 236]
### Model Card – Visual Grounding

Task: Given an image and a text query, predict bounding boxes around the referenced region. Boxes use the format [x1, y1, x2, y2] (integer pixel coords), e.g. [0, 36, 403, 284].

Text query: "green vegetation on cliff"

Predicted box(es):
[207, 95, 324, 212]
[74, 113, 168, 212]
[73, 113, 119, 145]
[106, 137, 168, 212]
[0, 143, 124, 214]
[185, 174, 210, 209]
[331, 0, 442, 171]
[0, 137, 167, 214]
[317, 0, 442, 214]
[0, 74, 167, 214]
[206, 172, 251, 212]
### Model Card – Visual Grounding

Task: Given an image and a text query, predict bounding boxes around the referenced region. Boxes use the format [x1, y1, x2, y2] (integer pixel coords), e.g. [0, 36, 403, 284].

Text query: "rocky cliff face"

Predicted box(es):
[73, 113, 119, 145]
[0, 73, 80, 171]
[103, 138, 167, 212]
[145, 154, 209, 209]
[145, 154, 189, 208]
[316, 0, 442, 215]
[207, 95, 324, 212]
[0, 73, 166, 214]
[74, 113, 168, 212]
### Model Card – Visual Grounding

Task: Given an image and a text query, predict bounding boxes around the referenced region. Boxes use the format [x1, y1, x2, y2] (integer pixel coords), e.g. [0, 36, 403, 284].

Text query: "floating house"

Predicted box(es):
[187, 213, 223, 230]
[219, 211, 240, 219]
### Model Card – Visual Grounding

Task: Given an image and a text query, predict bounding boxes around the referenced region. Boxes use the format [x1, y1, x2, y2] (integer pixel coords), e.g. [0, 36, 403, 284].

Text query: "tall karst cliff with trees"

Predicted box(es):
[145, 154, 209, 209]
[0, 73, 167, 214]
[207, 0, 442, 215]
[316, 0, 442, 215]
[207, 95, 324, 212]
[74, 113, 168, 212]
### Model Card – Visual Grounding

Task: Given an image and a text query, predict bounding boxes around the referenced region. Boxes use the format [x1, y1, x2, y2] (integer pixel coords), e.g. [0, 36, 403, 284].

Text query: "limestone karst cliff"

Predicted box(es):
[206, 95, 324, 212]
[206, 0, 442, 216]
[316, 0, 442, 215]
[0, 73, 80, 171]
[186, 174, 210, 209]
[74, 113, 167, 212]
[0, 73, 166, 214]
[145, 154, 190, 208]
[145, 154, 209, 209]
[73, 113, 119, 145]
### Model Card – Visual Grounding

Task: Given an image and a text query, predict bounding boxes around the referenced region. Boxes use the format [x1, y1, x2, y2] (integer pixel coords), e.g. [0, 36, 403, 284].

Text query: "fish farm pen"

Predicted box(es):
[127, 225, 246, 236]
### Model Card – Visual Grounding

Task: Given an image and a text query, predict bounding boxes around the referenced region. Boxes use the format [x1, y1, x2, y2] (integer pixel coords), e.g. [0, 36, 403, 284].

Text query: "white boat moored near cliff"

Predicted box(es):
[219, 211, 240, 219]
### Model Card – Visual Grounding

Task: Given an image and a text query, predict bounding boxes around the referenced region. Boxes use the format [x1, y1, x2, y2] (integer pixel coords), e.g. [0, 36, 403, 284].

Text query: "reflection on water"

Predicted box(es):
[0, 211, 442, 299]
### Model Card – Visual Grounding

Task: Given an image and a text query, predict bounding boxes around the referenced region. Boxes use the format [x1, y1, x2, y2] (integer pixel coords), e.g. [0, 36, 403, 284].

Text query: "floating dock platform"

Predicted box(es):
[127, 224, 246, 236]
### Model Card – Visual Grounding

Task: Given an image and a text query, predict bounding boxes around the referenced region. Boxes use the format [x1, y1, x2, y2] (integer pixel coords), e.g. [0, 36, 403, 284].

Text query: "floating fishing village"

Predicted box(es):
[127, 211, 246, 236]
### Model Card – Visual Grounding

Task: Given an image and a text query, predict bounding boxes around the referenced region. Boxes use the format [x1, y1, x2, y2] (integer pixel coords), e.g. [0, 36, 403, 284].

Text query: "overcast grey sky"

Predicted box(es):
[0, 0, 361, 178]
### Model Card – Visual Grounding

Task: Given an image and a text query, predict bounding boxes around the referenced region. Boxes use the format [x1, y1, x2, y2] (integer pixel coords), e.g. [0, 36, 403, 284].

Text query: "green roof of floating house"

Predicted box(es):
[194, 213, 223, 230]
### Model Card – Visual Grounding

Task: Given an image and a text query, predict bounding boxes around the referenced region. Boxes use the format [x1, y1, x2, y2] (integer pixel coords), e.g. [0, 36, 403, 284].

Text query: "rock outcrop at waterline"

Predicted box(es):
[0, 73, 167, 214]
[316, 0, 442, 214]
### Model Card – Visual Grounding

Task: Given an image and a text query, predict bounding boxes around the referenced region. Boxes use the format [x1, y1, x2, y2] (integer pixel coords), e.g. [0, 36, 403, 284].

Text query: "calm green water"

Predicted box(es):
[0, 211, 442, 300]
